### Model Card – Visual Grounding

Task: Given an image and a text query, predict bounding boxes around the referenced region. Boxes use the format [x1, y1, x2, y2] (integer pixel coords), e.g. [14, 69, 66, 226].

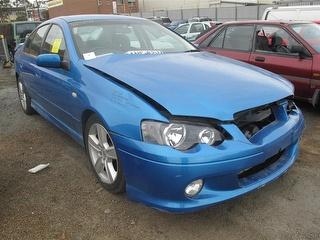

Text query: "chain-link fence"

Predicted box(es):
[130, 1, 320, 21]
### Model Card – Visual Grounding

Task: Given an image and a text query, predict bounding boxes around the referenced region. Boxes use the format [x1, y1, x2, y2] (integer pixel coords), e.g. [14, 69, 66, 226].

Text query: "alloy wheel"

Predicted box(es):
[88, 123, 118, 184]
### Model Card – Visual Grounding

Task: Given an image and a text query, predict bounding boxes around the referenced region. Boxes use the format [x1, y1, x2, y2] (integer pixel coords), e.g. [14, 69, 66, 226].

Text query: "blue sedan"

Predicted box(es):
[15, 15, 304, 213]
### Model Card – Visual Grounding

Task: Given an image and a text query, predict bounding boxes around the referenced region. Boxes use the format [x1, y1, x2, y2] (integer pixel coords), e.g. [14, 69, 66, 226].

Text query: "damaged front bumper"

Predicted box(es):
[111, 103, 305, 213]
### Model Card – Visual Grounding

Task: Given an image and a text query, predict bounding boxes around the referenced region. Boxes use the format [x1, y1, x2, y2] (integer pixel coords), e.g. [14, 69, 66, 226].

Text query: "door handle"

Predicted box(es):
[255, 56, 265, 62]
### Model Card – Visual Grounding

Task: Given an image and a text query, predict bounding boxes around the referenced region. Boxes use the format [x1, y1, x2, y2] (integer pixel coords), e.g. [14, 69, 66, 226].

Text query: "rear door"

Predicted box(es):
[19, 24, 50, 103]
[202, 25, 254, 63]
[249, 24, 313, 98]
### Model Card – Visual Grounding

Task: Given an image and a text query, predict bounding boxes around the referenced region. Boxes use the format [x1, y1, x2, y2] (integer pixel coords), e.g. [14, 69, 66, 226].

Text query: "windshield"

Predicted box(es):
[291, 23, 320, 52]
[70, 19, 195, 58]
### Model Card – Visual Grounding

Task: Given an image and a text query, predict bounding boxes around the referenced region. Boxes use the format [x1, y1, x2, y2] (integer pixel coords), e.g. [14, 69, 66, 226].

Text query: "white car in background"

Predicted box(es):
[174, 22, 210, 41]
[262, 5, 320, 21]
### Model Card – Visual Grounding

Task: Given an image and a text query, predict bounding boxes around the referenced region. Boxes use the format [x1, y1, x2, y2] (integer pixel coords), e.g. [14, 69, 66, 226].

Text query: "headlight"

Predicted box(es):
[141, 120, 224, 150]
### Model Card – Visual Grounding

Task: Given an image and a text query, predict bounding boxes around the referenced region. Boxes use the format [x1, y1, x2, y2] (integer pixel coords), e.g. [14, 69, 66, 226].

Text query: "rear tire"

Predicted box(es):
[85, 114, 126, 193]
[17, 78, 34, 115]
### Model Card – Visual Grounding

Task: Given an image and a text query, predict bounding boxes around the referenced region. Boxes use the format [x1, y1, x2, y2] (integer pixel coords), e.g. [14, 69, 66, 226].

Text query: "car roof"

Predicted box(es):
[269, 5, 320, 10]
[51, 14, 143, 23]
[222, 20, 311, 25]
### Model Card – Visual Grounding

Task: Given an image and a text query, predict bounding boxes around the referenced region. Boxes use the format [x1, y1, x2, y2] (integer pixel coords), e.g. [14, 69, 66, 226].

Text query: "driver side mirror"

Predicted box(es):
[291, 45, 310, 59]
[36, 54, 61, 68]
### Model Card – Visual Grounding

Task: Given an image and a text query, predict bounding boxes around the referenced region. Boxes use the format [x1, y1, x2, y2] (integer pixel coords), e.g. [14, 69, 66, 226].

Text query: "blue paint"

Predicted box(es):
[15, 15, 304, 213]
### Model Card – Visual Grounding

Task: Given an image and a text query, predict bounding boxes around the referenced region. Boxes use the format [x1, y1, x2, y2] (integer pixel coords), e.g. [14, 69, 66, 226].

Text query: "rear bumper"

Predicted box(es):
[112, 109, 304, 213]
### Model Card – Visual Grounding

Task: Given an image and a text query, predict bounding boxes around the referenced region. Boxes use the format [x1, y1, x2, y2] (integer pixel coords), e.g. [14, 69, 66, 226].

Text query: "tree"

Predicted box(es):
[0, 0, 11, 22]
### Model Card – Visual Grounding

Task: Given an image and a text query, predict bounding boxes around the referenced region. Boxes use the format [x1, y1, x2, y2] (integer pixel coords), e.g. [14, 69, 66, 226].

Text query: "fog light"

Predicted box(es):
[185, 179, 203, 197]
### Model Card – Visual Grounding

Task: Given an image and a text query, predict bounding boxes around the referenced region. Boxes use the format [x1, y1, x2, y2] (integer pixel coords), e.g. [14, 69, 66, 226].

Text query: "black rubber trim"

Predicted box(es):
[238, 150, 285, 179]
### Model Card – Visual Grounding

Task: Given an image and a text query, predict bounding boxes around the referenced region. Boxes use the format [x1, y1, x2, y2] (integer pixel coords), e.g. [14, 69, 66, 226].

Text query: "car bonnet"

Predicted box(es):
[84, 51, 293, 121]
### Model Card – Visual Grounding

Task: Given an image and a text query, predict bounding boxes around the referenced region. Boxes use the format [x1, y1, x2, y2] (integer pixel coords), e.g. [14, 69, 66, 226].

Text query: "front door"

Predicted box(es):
[249, 25, 313, 99]
[36, 24, 80, 132]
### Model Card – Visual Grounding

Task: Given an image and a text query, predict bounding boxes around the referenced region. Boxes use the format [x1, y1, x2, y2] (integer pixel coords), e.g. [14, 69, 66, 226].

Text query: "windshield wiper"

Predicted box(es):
[184, 49, 200, 53]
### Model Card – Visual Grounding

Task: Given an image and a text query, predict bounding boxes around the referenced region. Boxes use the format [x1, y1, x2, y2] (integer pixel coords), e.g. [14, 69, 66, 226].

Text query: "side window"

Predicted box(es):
[42, 25, 68, 61]
[24, 25, 49, 56]
[175, 24, 189, 35]
[209, 29, 225, 48]
[190, 23, 204, 33]
[255, 25, 303, 55]
[223, 25, 254, 51]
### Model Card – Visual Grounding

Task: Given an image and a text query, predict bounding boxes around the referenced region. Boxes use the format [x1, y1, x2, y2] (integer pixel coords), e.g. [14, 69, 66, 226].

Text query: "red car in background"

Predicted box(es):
[195, 21, 320, 109]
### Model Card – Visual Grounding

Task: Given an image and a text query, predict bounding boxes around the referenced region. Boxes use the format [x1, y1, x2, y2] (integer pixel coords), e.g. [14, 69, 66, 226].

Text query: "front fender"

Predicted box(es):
[79, 65, 169, 141]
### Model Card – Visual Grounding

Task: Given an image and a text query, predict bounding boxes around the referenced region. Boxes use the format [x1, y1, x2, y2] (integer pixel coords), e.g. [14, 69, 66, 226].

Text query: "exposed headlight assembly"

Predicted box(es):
[141, 120, 225, 151]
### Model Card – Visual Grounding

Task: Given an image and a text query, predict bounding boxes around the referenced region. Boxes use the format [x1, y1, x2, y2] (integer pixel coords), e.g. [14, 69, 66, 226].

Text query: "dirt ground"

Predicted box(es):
[0, 67, 319, 240]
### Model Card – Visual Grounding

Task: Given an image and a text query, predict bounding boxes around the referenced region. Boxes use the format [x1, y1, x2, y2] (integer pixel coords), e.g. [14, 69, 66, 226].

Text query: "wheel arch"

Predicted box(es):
[81, 108, 112, 147]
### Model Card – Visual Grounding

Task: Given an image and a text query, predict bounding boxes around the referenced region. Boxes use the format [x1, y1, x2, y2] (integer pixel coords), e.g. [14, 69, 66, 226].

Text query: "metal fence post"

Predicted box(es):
[215, 7, 218, 21]
[0, 35, 12, 68]
[235, 6, 238, 21]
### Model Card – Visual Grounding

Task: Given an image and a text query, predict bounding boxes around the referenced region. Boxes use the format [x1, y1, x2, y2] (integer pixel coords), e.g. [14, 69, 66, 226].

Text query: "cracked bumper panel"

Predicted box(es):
[111, 109, 304, 213]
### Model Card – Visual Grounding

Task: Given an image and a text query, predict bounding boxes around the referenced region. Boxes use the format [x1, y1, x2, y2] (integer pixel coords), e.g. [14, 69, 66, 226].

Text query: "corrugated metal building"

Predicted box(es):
[138, 0, 286, 11]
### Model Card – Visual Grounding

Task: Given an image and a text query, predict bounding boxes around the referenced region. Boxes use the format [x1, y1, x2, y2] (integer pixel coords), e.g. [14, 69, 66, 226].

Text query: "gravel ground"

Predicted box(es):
[0, 67, 319, 240]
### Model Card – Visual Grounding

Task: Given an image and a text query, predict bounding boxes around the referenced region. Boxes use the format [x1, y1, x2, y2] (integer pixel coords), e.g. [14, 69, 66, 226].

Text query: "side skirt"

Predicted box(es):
[31, 99, 84, 147]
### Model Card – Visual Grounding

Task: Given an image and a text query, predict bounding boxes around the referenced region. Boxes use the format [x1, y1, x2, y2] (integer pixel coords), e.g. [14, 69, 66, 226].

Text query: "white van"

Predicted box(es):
[262, 6, 320, 21]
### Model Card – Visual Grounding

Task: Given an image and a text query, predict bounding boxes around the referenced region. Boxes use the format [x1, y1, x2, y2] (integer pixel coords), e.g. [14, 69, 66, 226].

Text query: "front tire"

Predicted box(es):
[85, 115, 125, 193]
[17, 78, 34, 115]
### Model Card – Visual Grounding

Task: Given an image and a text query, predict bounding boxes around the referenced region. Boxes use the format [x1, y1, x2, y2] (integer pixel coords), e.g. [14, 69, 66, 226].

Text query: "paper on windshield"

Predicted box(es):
[83, 52, 96, 60]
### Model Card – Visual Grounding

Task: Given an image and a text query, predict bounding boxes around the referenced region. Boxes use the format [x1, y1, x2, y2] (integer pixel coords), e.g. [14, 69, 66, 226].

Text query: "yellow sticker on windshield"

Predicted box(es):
[51, 39, 62, 53]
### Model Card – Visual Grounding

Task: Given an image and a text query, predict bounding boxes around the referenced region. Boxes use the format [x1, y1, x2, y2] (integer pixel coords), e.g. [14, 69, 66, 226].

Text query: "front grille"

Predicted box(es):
[286, 99, 297, 115]
[234, 104, 276, 139]
[238, 150, 284, 179]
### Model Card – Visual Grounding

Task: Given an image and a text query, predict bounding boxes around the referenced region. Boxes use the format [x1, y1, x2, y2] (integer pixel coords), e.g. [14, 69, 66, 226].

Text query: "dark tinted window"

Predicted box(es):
[190, 23, 204, 33]
[24, 25, 49, 56]
[200, 17, 212, 22]
[162, 17, 171, 23]
[42, 25, 68, 61]
[255, 25, 303, 55]
[210, 29, 225, 48]
[223, 25, 254, 51]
